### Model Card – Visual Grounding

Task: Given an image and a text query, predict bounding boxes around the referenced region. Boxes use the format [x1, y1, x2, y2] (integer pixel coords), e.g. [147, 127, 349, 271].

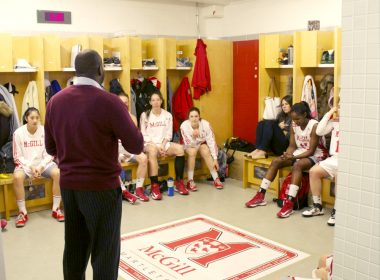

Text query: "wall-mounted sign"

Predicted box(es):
[37, 10, 71, 24]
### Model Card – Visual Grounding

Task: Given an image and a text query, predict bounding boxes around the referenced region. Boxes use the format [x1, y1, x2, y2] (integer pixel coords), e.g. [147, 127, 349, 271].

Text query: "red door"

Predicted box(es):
[233, 40, 259, 144]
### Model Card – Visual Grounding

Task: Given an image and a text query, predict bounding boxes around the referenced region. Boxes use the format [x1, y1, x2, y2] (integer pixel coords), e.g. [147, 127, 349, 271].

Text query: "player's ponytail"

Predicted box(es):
[291, 102, 312, 119]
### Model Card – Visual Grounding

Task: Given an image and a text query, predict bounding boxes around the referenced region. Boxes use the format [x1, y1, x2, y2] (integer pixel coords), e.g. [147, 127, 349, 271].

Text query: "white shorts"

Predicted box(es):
[318, 156, 338, 179]
[144, 142, 171, 152]
[14, 162, 58, 179]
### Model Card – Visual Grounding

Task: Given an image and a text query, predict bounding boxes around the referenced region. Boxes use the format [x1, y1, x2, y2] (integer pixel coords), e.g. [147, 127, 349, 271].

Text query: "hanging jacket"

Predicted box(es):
[0, 96, 12, 148]
[0, 85, 20, 141]
[132, 78, 160, 123]
[191, 39, 211, 99]
[130, 87, 137, 117]
[21, 81, 39, 120]
[301, 75, 318, 120]
[167, 78, 174, 113]
[172, 77, 193, 133]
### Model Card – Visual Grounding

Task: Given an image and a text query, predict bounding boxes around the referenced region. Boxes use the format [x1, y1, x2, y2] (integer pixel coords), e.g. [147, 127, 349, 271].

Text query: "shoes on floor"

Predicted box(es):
[52, 208, 65, 222]
[302, 204, 324, 217]
[186, 180, 198, 192]
[277, 199, 294, 218]
[122, 190, 138, 204]
[175, 180, 189, 195]
[135, 187, 150, 202]
[15, 211, 28, 228]
[213, 178, 224, 189]
[327, 208, 336, 226]
[151, 183, 162, 200]
[245, 192, 267, 208]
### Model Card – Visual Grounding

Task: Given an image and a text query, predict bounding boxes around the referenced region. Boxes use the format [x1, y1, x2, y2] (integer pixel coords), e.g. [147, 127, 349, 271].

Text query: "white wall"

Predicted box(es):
[200, 0, 343, 38]
[0, 0, 342, 38]
[0, 0, 197, 37]
[333, 0, 380, 279]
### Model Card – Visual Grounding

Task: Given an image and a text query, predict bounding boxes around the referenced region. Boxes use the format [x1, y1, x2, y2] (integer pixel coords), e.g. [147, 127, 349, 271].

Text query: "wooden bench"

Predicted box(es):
[0, 175, 53, 221]
[243, 156, 336, 208]
[120, 155, 210, 183]
[0, 156, 211, 220]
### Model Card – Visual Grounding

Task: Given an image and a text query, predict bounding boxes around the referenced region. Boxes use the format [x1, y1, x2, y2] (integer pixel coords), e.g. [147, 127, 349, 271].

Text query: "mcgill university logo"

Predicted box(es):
[161, 228, 257, 267]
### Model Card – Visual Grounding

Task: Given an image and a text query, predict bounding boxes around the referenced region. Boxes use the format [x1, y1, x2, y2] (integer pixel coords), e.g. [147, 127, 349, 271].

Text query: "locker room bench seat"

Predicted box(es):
[120, 155, 210, 183]
[243, 156, 336, 208]
[0, 176, 53, 221]
[0, 156, 212, 220]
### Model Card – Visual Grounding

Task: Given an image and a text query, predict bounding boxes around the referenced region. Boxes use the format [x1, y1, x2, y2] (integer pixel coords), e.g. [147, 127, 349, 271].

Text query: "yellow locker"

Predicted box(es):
[43, 35, 61, 71]
[129, 37, 142, 69]
[166, 38, 177, 69]
[0, 33, 13, 72]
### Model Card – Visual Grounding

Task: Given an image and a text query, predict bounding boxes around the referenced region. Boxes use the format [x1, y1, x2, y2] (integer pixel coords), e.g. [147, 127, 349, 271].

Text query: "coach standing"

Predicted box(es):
[44, 49, 144, 280]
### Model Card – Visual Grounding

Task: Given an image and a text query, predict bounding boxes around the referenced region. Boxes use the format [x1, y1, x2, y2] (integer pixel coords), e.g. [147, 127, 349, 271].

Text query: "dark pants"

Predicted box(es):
[256, 120, 289, 155]
[61, 187, 122, 280]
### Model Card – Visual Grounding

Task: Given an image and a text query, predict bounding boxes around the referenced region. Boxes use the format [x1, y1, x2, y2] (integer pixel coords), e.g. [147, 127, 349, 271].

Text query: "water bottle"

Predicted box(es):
[288, 45, 294, 65]
[167, 177, 174, 196]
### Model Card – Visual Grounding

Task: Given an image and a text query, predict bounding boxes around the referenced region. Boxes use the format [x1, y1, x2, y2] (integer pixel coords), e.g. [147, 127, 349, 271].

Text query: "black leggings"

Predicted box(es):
[255, 120, 289, 155]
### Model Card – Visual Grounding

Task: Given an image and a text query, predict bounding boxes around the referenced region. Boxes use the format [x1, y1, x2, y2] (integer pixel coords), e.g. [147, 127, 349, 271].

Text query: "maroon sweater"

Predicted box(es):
[45, 85, 144, 191]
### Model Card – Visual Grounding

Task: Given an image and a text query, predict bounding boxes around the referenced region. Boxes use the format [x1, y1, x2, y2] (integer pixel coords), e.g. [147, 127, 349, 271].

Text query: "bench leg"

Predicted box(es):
[4, 184, 10, 221]
[243, 160, 248, 188]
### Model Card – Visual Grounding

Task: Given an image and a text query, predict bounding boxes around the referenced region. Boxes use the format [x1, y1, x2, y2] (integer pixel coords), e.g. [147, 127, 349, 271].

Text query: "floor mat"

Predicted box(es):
[119, 214, 309, 279]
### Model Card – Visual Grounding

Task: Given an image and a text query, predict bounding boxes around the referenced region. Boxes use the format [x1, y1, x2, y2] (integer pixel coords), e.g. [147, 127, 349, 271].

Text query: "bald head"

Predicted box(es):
[75, 49, 104, 84]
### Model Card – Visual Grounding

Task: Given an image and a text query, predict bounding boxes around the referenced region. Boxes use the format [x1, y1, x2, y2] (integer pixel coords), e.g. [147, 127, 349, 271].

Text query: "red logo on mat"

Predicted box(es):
[161, 228, 257, 267]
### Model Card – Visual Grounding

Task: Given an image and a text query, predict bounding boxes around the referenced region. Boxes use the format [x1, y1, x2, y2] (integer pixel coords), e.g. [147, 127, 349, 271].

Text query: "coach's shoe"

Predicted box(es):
[213, 178, 224, 189]
[52, 208, 65, 222]
[302, 204, 324, 217]
[15, 211, 28, 228]
[151, 183, 162, 200]
[327, 208, 336, 226]
[122, 190, 138, 204]
[245, 192, 267, 208]
[277, 199, 294, 218]
[186, 180, 198, 192]
[135, 187, 150, 202]
[175, 180, 189, 195]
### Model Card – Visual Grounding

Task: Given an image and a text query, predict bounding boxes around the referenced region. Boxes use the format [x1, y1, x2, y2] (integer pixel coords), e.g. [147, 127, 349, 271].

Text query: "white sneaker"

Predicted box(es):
[327, 208, 336, 226]
[302, 204, 324, 217]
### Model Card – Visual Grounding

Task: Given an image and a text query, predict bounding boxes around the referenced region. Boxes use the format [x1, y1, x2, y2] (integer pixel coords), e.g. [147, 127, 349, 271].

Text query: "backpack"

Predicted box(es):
[225, 137, 255, 153]
[0, 141, 15, 174]
[275, 172, 310, 210]
[217, 149, 228, 181]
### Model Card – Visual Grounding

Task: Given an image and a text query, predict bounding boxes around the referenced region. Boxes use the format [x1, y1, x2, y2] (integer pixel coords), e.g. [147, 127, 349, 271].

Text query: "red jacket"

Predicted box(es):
[192, 39, 211, 99]
[172, 77, 193, 132]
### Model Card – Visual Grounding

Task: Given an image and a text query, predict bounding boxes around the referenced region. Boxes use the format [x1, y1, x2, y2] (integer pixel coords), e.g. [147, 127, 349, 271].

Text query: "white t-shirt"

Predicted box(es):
[13, 124, 53, 171]
[140, 109, 173, 145]
[292, 119, 327, 161]
[180, 119, 218, 160]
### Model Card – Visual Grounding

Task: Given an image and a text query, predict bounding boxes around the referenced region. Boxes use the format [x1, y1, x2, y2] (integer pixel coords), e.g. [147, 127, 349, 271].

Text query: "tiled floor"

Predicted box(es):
[1, 178, 334, 279]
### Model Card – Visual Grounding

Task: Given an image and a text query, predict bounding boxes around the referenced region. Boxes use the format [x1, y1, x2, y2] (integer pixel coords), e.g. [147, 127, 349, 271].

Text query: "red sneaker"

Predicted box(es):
[213, 178, 224, 189]
[151, 183, 162, 200]
[1, 219, 7, 230]
[175, 180, 189, 195]
[186, 180, 198, 191]
[122, 190, 138, 204]
[277, 199, 294, 218]
[245, 192, 267, 208]
[15, 211, 28, 228]
[135, 187, 150, 202]
[52, 208, 65, 222]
